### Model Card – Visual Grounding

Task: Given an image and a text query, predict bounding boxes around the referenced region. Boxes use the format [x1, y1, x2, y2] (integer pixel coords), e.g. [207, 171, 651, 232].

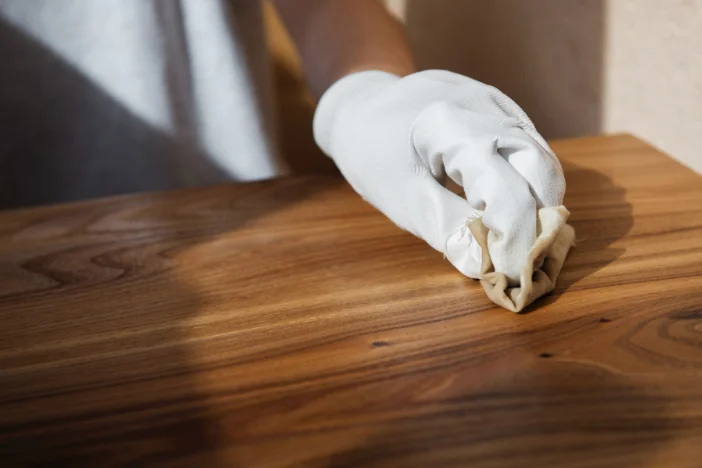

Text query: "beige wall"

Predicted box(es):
[603, 0, 702, 173]
[388, 0, 702, 172]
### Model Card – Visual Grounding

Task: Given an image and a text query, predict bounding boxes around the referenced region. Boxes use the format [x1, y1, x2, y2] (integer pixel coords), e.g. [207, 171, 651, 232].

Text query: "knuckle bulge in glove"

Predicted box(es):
[411, 101, 539, 284]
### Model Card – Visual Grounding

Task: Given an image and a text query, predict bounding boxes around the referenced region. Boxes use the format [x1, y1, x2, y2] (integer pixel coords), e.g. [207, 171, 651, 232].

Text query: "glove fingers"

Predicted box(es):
[407, 74, 565, 209]
[447, 141, 538, 284]
[412, 105, 538, 283]
[496, 128, 566, 208]
[402, 174, 484, 278]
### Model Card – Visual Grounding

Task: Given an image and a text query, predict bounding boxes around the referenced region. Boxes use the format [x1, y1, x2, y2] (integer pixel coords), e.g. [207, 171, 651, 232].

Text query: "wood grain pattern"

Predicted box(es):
[2, 135, 702, 467]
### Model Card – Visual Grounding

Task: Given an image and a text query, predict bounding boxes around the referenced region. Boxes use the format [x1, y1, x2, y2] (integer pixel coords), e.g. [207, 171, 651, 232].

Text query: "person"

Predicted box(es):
[0, 0, 569, 290]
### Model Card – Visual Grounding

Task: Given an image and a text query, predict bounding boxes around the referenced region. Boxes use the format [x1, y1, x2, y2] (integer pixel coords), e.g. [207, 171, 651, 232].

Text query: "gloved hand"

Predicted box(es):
[314, 70, 573, 309]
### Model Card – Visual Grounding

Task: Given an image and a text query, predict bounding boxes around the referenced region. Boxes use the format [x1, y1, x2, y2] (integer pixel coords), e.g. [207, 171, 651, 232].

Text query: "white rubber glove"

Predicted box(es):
[314, 70, 566, 284]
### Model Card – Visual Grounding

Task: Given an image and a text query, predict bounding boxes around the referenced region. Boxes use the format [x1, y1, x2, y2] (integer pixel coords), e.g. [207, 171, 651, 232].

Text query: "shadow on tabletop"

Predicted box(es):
[324, 362, 674, 467]
[0, 15, 340, 467]
[525, 159, 635, 313]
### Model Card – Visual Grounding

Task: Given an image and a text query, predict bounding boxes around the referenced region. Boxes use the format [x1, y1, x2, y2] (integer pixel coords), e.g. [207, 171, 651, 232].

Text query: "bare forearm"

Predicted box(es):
[274, 0, 416, 99]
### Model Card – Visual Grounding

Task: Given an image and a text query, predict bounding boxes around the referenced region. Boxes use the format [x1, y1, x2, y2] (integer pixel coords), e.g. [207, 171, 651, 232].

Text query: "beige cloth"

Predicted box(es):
[469, 206, 575, 312]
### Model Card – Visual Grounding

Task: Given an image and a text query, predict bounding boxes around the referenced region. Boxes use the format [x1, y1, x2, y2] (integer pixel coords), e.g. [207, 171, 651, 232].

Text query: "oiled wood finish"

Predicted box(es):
[2, 135, 702, 467]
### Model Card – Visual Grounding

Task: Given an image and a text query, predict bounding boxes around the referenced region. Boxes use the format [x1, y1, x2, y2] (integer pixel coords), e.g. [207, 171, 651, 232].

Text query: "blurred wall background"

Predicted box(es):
[267, 0, 702, 173]
[600, 0, 702, 173]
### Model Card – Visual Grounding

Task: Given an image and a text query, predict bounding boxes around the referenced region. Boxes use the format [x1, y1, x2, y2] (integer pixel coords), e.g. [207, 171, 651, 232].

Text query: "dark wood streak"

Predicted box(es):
[2, 135, 702, 467]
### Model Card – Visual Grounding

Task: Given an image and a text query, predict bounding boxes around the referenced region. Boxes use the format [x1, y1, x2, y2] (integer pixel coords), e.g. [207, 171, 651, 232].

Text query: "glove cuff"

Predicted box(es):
[313, 71, 400, 156]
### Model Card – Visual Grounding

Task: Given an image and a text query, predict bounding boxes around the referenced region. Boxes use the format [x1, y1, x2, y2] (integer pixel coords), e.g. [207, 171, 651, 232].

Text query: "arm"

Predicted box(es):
[273, 0, 415, 99]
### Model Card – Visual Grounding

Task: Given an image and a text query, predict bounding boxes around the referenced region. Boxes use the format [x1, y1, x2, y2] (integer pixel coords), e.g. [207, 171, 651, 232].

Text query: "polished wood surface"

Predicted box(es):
[2, 135, 702, 467]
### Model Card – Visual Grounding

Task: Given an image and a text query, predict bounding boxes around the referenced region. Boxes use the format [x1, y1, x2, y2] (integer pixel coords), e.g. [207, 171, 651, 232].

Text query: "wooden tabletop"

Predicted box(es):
[2, 135, 702, 467]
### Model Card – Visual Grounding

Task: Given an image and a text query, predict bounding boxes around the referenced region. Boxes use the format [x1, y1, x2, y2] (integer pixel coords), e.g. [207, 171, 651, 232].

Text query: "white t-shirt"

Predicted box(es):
[0, 0, 287, 207]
